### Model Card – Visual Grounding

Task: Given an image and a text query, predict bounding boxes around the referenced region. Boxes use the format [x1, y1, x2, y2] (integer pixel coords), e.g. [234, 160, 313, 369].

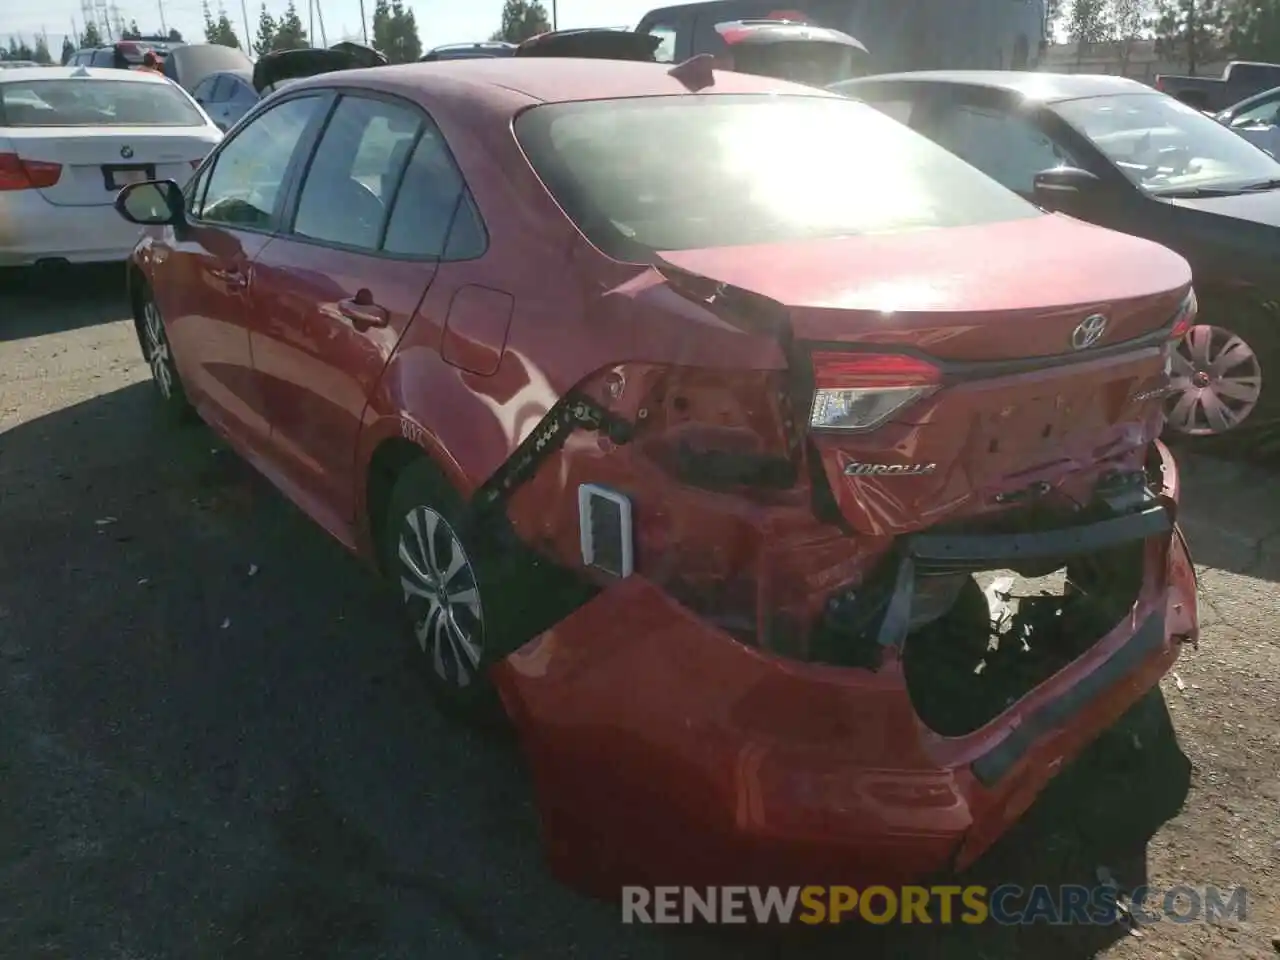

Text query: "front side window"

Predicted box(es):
[0, 78, 206, 127]
[1054, 92, 1280, 195]
[197, 95, 323, 229]
[292, 95, 422, 250]
[515, 94, 1040, 260]
[927, 103, 1076, 196]
[1230, 95, 1280, 129]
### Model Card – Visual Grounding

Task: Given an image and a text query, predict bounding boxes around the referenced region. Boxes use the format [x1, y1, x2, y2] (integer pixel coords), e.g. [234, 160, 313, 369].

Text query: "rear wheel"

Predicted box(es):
[134, 286, 195, 423]
[381, 458, 592, 722]
[1162, 297, 1280, 449]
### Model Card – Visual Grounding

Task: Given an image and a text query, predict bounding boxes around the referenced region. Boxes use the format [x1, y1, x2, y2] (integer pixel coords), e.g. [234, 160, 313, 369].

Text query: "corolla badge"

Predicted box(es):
[120, 145, 134, 159]
[1071, 314, 1108, 350]
[844, 461, 937, 477]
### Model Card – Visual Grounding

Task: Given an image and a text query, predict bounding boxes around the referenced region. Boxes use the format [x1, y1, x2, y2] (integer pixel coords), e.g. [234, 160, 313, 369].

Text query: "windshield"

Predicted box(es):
[1053, 92, 1280, 195]
[0, 78, 206, 127]
[515, 94, 1040, 260]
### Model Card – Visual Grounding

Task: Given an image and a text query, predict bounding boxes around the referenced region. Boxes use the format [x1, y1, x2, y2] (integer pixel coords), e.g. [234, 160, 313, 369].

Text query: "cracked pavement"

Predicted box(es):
[1, 269, 1277, 959]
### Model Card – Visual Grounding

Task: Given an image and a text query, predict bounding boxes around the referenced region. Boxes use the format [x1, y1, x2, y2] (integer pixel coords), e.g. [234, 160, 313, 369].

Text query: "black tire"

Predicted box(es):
[1162, 295, 1280, 452]
[380, 457, 593, 723]
[133, 284, 196, 424]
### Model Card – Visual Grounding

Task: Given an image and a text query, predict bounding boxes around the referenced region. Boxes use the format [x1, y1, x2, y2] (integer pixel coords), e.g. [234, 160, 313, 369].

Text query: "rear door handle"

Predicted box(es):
[338, 291, 389, 331]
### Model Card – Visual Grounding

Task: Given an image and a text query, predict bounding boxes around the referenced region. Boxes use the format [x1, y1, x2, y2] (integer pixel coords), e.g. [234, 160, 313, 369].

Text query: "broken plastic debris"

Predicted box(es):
[973, 660, 987, 675]
[984, 576, 1016, 631]
[1174, 672, 1186, 691]
[94, 517, 118, 526]
[137, 578, 149, 586]
[248, 564, 259, 577]
[220, 618, 231, 629]
[1096, 866, 1117, 888]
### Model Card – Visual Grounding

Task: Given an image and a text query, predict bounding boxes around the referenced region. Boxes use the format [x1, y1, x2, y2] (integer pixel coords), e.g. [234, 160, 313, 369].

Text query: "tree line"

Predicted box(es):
[1054, 0, 1280, 74]
[5, 0, 554, 66]
[190, 0, 551, 61]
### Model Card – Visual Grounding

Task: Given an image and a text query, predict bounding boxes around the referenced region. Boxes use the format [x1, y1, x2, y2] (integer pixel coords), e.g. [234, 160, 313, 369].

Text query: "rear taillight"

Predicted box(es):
[1168, 288, 1197, 340]
[0, 152, 62, 191]
[808, 351, 941, 432]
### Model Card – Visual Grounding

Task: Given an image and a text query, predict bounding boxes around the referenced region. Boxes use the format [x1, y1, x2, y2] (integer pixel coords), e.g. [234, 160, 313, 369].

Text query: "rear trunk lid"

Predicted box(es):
[656, 214, 1192, 535]
[5, 127, 219, 207]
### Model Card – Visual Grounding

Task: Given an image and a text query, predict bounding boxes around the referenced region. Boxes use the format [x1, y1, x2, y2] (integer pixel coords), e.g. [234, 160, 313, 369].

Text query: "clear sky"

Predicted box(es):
[7, 0, 659, 54]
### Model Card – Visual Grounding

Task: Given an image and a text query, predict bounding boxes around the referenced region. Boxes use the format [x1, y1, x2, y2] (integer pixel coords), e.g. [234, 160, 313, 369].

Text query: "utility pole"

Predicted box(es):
[552, 0, 557, 30]
[240, 0, 251, 52]
[315, 0, 327, 47]
[157, 0, 167, 33]
[309, 0, 315, 46]
[359, 0, 367, 44]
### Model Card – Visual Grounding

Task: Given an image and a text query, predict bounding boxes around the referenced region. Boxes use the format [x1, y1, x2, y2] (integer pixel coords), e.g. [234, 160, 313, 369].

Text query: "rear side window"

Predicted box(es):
[382, 130, 486, 259]
[645, 22, 678, 63]
[0, 79, 206, 127]
[292, 95, 422, 250]
[515, 94, 1041, 260]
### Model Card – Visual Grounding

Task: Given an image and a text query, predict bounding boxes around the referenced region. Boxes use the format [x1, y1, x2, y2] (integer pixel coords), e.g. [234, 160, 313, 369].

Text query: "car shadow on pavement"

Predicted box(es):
[0, 381, 1196, 960]
[0, 265, 131, 343]
[1171, 452, 1280, 581]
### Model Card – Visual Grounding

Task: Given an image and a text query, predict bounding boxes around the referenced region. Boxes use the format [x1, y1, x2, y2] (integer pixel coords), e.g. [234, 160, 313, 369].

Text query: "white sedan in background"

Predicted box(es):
[0, 65, 222, 267]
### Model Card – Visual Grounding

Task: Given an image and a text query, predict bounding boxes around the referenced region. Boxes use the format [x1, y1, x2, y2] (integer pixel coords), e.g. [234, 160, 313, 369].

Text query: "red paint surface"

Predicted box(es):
[131, 59, 1199, 896]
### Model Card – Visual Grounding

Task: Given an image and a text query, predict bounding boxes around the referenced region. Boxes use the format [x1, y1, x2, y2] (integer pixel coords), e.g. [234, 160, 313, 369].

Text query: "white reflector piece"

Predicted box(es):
[578, 483, 634, 578]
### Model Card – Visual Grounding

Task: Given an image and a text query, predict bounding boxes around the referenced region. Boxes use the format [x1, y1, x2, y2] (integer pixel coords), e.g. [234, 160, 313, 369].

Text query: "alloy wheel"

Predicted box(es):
[1165, 323, 1263, 436]
[397, 505, 485, 688]
[142, 300, 175, 400]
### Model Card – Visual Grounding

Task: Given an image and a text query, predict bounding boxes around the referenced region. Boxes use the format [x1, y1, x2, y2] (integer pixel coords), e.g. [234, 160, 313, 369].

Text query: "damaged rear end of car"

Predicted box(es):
[486, 88, 1201, 893]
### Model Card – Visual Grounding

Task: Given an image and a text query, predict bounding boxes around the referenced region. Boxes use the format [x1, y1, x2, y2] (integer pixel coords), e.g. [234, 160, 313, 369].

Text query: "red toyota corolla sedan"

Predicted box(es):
[114, 56, 1200, 894]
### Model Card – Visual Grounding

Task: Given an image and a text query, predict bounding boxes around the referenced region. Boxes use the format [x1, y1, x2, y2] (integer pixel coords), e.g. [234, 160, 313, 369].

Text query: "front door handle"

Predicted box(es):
[338, 289, 389, 331]
[211, 267, 248, 289]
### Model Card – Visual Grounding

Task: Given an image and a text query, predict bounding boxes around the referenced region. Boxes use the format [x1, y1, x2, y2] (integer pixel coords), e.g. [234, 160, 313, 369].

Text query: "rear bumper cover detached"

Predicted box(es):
[492, 441, 1198, 894]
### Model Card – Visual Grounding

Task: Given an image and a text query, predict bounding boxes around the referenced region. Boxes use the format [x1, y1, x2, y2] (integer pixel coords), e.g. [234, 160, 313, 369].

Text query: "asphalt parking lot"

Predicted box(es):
[1, 268, 1278, 960]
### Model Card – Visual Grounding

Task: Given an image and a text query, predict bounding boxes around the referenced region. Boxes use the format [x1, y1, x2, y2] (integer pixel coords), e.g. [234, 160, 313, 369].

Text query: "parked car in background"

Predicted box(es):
[113, 56, 1197, 894]
[835, 71, 1280, 446]
[1155, 60, 1280, 111]
[636, 0, 1045, 73]
[68, 38, 181, 71]
[1215, 83, 1280, 156]
[160, 41, 253, 94]
[191, 69, 257, 130]
[420, 41, 515, 61]
[0, 66, 220, 268]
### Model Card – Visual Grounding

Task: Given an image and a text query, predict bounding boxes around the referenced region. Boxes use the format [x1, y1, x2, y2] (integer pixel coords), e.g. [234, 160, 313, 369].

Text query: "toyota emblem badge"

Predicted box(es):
[120, 145, 134, 159]
[1071, 314, 1108, 350]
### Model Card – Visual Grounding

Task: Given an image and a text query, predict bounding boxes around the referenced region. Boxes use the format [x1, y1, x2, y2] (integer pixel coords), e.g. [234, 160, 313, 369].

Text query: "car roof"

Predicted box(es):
[0, 65, 172, 84]
[840, 70, 1158, 103]
[286, 56, 842, 110]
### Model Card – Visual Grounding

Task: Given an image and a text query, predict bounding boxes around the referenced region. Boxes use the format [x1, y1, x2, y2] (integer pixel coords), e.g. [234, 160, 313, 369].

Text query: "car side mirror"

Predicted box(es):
[115, 179, 185, 226]
[1031, 166, 1105, 211]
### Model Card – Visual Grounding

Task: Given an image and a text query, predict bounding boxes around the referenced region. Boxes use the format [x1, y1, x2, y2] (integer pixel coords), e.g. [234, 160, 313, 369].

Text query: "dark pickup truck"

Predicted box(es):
[1155, 60, 1280, 111]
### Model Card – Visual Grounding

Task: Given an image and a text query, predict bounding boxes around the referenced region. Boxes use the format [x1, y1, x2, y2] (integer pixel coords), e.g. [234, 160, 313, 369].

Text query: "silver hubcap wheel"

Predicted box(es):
[397, 506, 485, 688]
[1165, 323, 1262, 436]
[142, 301, 174, 400]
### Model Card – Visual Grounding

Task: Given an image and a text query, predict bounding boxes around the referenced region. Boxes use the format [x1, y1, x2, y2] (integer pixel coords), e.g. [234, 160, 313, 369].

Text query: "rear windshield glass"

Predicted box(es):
[514, 94, 1040, 260]
[0, 79, 205, 127]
